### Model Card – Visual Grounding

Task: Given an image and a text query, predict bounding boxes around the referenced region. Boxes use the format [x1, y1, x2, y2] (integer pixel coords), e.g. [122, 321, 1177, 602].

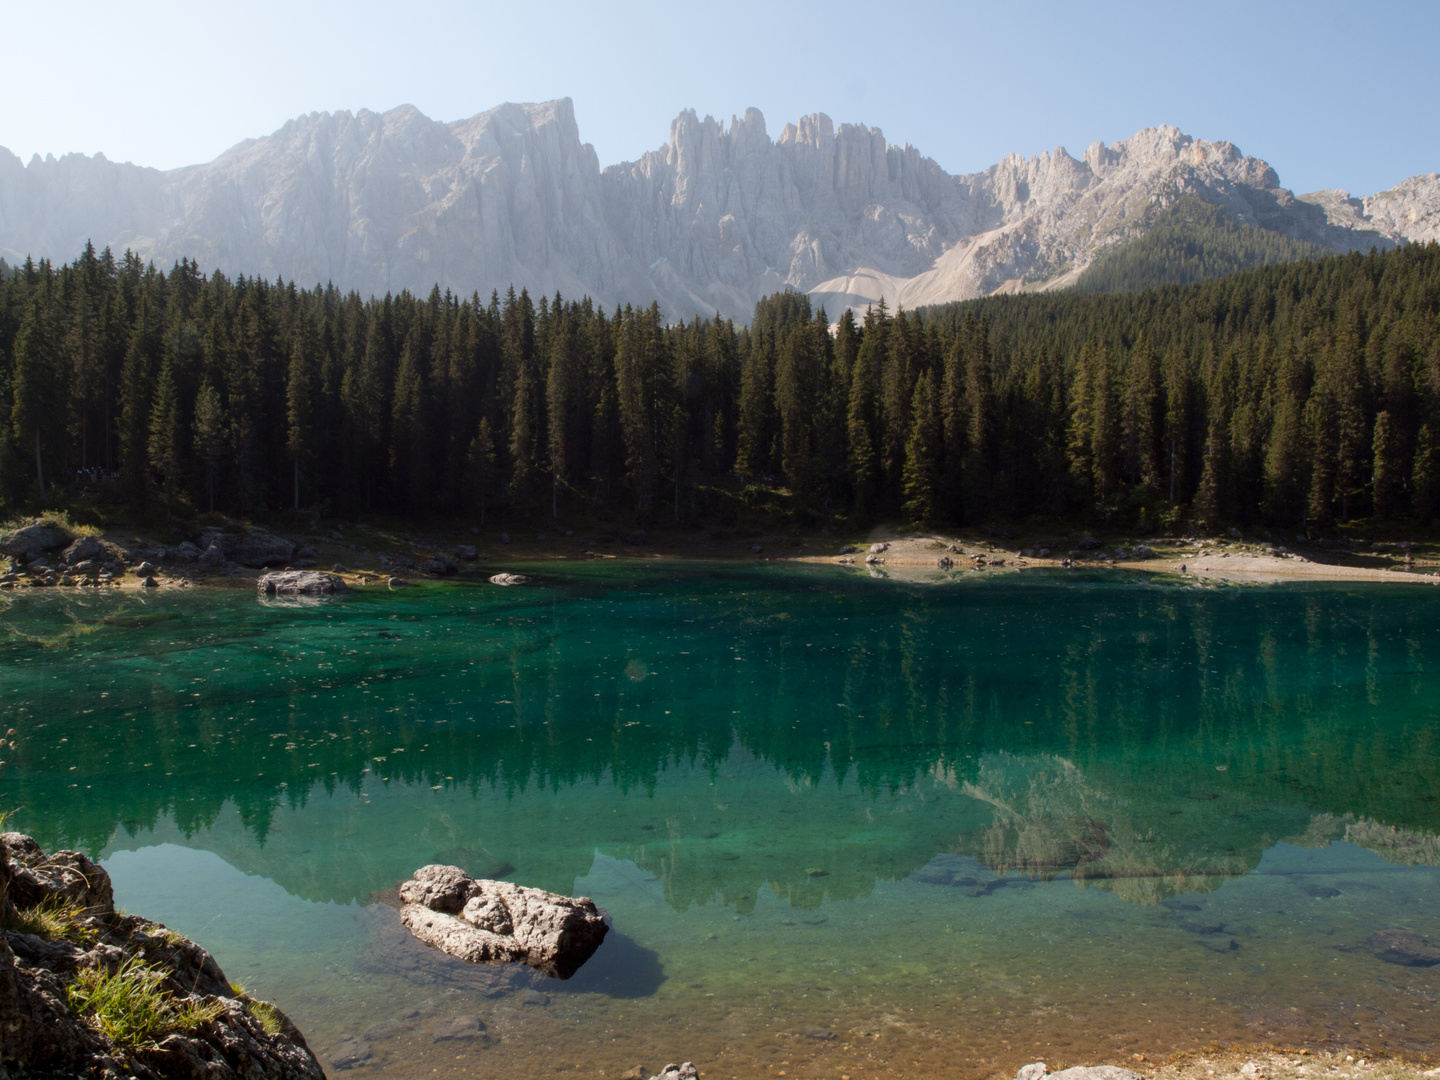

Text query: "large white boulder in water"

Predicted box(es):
[257, 570, 349, 597]
[397, 864, 609, 979]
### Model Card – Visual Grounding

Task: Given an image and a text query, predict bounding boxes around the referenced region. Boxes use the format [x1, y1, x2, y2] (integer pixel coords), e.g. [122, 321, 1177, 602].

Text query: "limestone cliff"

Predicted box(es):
[1, 99, 1434, 321]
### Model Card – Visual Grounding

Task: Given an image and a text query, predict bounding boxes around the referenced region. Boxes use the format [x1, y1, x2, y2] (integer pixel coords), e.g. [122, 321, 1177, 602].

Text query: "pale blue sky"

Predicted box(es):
[3, 0, 1436, 197]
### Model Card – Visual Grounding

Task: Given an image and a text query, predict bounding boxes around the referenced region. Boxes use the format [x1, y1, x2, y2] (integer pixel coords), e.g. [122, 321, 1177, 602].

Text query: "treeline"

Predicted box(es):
[0, 240, 1438, 529]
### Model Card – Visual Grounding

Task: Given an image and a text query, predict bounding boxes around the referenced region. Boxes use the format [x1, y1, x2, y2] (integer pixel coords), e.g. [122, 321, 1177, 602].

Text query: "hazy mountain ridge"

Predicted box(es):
[1, 98, 1435, 320]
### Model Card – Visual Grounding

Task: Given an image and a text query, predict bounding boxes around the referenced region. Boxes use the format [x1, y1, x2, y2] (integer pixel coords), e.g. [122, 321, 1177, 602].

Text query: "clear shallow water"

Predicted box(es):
[3, 564, 1440, 1077]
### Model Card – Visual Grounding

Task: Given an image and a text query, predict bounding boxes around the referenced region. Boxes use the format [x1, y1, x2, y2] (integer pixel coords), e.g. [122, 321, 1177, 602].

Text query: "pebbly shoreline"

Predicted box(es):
[4, 516, 1437, 597]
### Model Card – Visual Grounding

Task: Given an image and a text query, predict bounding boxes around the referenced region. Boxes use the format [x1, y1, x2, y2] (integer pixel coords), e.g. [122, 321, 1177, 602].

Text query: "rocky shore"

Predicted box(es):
[3, 515, 1437, 596]
[0, 831, 323, 1079]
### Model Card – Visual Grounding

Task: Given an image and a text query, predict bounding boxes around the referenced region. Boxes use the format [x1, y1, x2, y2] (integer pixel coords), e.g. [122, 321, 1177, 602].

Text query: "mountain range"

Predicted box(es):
[2, 98, 1436, 322]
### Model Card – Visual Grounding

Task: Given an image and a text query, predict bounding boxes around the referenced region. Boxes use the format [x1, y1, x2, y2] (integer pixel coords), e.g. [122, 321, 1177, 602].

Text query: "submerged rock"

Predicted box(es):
[397, 864, 609, 979]
[1369, 928, 1440, 966]
[431, 1014, 486, 1042]
[0, 831, 324, 1079]
[330, 1036, 373, 1070]
[258, 570, 350, 597]
[488, 572, 530, 586]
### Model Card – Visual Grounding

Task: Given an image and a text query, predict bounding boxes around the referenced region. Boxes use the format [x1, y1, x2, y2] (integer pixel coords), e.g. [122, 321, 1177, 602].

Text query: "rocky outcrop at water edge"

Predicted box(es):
[0, 831, 324, 1079]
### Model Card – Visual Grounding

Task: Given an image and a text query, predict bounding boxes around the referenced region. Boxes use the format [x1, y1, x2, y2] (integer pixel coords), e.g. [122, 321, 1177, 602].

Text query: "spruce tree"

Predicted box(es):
[1412, 424, 1438, 522]
[901, 371, 939, 523]
[9, 302, 59, 495]
[468, 417, 499, 525]
[1371, 410, 1404, 520]
[147, 360, 183, 497]
[192, 380, 227, 513]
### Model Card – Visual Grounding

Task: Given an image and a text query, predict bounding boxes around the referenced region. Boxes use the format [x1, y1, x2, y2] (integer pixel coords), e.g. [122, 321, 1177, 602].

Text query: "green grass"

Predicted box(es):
[0, 508, 99, 538]
[229, 980, 286, 1036]
[66, 957, 222, 1049]
[248, 998, 286, 1036]
[1, 897, 97, 944]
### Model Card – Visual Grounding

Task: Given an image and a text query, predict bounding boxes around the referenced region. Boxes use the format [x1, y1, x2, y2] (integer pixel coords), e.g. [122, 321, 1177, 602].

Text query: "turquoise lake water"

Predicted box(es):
[3, 563, 1439, 1078]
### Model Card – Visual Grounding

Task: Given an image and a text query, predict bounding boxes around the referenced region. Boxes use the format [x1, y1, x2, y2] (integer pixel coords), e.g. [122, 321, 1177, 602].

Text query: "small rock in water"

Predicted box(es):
[388, 576, 414, 588]
[331, 1037, 373, 1070]
[489, 572, 530, 586]
[431, 1015, 486, 1041]
[1016, 1063, 1048, 1080]
[649, 1064, 699, 1080]
[140, 575, 159, 588]
[1197, 936, 1239, 953]
[1370, 928, 1440, 966]
[620, 1068, 647, 1080]
[803, 1027, 836, 1040]
[1305, 885, 1341, 898]
[520, 989, 549, 1006]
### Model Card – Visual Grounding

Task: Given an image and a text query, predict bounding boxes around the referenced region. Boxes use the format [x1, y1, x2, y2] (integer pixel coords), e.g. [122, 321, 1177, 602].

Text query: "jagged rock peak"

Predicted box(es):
[0, 102, 1433, 323]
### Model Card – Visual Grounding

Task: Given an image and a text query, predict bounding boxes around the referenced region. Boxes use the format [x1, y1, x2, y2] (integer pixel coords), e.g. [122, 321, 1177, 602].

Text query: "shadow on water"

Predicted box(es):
[556, 929, 665, 998]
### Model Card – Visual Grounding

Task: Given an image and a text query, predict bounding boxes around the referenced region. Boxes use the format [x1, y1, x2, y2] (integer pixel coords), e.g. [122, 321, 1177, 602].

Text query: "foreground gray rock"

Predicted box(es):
[0, 524, 70, 557]
[397, 864, 609, 979]
[257, 570, 350, 597]
[61, 536, 106, 564]
[1, 831, 323, 1079]
[231, 530, 296, 568]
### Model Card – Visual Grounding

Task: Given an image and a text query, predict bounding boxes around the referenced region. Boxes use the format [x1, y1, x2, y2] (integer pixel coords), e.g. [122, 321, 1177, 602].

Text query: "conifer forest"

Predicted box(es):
[1, 240, 1438, 531]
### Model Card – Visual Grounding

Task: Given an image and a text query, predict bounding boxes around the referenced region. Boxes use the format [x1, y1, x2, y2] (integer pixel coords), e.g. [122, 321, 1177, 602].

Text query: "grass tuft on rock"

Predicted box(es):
[1, 896, 97, 944]
[248, 998, 286, 1035]
[66, 956, 220, 1049]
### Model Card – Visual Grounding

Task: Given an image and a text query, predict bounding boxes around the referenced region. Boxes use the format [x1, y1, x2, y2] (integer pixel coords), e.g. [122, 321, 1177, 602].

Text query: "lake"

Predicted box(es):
[3, 563, 1439, 1078]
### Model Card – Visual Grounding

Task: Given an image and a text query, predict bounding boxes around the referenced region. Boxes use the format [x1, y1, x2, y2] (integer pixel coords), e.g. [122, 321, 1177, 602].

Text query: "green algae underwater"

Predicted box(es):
[3, 562, 1440, 1079]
